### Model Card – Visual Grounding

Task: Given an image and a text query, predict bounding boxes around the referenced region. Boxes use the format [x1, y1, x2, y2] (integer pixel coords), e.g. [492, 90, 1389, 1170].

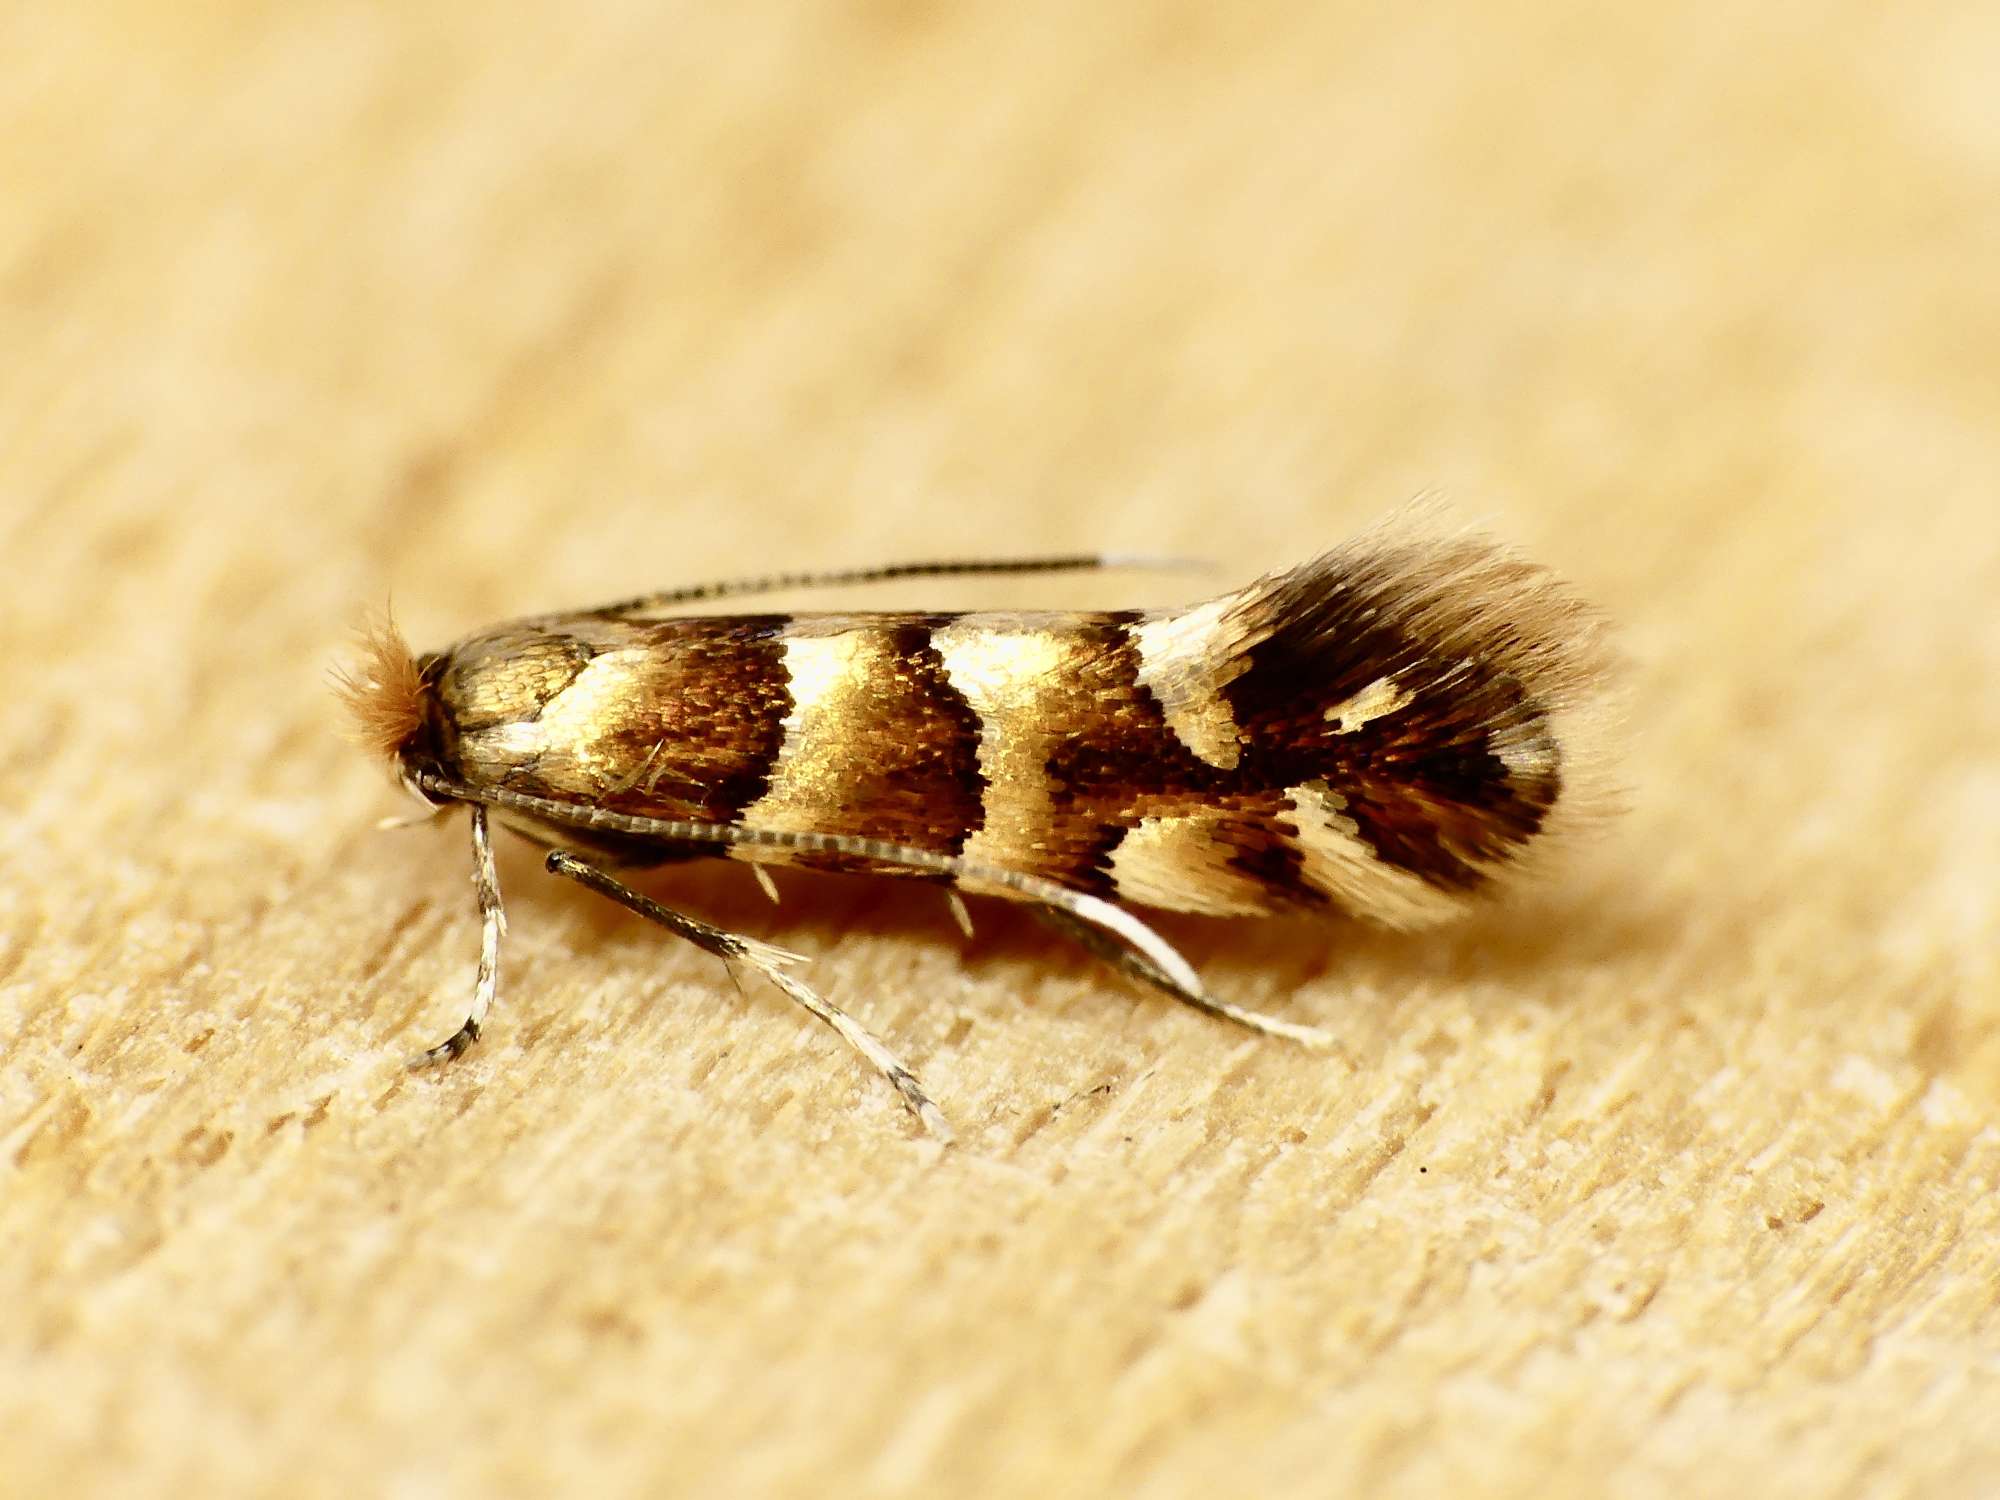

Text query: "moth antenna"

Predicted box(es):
[589, 552, 1207, 616]
[331, 609, 425, 762]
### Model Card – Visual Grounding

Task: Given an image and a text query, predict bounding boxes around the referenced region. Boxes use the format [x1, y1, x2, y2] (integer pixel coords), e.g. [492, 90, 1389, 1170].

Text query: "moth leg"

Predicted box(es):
[1031, 902, 1334, 1050]
[945, 889, 976, 940]
[411, 803, 507, 1067]
[543, 850, 952, 1142]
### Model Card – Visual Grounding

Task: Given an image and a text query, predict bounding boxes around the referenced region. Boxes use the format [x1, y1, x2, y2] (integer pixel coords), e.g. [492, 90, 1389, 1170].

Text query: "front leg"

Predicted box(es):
[410, 803, 506, 1067]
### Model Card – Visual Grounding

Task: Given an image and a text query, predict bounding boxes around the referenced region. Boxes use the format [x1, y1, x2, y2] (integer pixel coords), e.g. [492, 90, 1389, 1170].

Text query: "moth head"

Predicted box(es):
[339, 612, 610, 810]
[332, 613, 452, 804]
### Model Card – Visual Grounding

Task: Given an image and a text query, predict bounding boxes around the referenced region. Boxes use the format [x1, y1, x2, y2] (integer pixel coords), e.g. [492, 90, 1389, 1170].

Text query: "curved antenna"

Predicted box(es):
[588, 552, 1208, 617]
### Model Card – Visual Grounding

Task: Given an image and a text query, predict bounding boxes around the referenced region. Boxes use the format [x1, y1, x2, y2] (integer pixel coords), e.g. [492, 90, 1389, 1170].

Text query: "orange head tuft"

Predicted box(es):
[331, 612, 426, 762]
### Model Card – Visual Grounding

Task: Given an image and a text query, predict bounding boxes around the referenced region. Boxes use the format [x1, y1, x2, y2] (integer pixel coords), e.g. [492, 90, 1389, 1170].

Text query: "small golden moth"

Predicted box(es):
[337, 516, 1616, 1140]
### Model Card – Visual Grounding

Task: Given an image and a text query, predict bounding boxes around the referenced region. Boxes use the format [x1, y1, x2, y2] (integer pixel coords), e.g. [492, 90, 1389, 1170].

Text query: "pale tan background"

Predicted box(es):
[3, 3, 1997, 1496]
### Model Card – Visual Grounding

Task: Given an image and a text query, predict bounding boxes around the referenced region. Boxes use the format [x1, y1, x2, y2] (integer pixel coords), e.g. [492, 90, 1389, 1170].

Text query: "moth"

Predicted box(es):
[337, 514, 1614, 1140]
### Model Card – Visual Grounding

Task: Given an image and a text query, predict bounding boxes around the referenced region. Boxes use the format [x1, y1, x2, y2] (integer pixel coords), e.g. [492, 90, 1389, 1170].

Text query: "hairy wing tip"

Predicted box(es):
[1314, 510, 1623, 706]
[1242, 511, 1629, 903]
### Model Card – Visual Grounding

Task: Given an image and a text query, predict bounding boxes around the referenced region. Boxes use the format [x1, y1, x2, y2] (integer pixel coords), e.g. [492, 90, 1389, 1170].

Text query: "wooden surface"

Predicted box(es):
[5, 4, 1997, 1496]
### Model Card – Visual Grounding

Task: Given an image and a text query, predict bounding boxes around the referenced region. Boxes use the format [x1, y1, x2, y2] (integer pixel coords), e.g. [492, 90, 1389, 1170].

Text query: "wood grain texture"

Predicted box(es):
[3, 3, 1997, 1496]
